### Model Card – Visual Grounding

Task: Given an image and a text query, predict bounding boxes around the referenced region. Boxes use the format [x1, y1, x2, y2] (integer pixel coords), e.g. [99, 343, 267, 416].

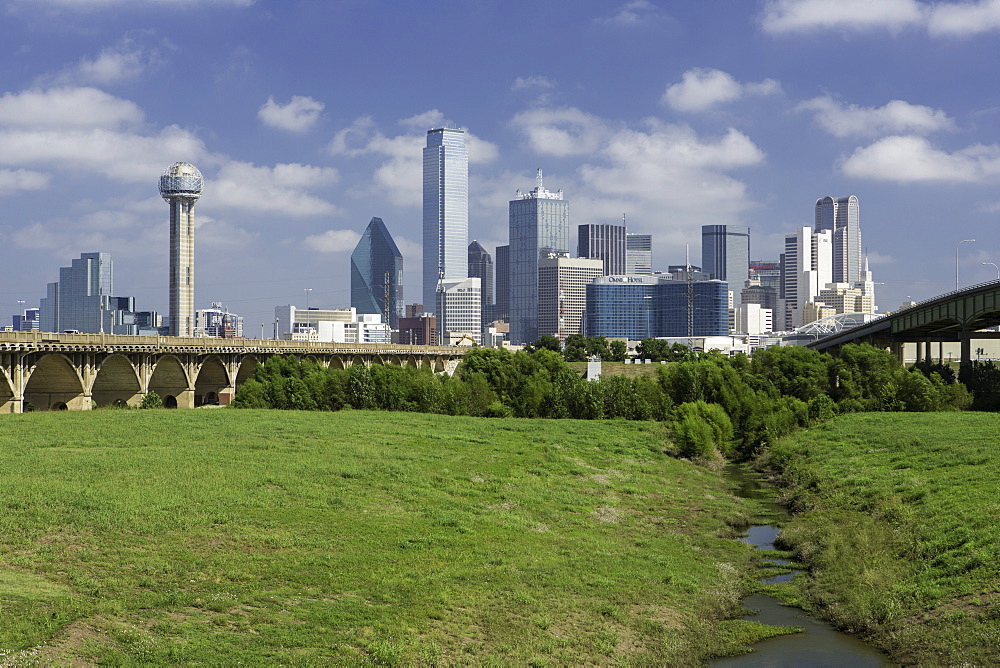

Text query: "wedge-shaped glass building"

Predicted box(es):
[351, 217, 403, 328]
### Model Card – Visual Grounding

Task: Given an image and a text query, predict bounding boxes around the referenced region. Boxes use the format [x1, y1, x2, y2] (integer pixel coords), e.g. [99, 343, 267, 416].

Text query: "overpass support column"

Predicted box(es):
[960, 330, 972, 381]
[915, 341, 923, 363]
[890, 341, 904, 365]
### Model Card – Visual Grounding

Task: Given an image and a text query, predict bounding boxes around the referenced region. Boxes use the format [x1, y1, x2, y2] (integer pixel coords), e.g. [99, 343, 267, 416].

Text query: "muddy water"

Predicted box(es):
[711, 465, 889, 667]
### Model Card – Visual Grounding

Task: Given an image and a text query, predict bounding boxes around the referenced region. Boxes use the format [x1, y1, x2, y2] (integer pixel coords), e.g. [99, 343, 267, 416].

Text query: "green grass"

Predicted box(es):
[766, 412, 1000, 665]
[0, 409, 761, 665]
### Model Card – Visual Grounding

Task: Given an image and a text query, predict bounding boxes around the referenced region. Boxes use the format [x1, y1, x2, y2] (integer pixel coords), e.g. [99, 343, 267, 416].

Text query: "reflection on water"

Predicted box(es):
[711, 465, 888, 667]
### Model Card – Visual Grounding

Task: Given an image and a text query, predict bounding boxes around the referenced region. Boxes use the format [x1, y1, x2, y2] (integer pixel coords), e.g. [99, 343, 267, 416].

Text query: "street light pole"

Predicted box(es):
[304, 288, 312, 310]
[984, 262, 1000, 281]
[957, 239, 975, 291]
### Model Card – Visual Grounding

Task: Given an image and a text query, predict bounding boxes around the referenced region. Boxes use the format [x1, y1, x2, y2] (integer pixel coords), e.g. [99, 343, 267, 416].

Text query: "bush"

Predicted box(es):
[139, 391, 162, 409]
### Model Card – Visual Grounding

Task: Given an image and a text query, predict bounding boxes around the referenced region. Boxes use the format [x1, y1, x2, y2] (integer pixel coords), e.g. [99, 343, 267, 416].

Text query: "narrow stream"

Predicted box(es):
[710, 465, 889, 667]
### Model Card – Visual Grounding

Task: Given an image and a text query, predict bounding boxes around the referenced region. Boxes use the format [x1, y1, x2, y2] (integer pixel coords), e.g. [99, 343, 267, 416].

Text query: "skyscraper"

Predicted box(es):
[537, 256, 604, 342]
[468, 241, 494, 307]
[578, 223, 626, 276]
[435, 277, 482, 345]
[509, 169, 569, 344]
[586, 275, 728, 339]
[423, 128, 468, 310]
[626, 233, 652, 275]
[39, 252, 137, 334]
[159, 162, 203, 337]
[351, 217, 404, 327]
[495, 245, 509, 323]
[702, 224, 750, 306]
[815, 195, 861, 284]
[782, 227, 833, 330]
[468, 241, 494, 326]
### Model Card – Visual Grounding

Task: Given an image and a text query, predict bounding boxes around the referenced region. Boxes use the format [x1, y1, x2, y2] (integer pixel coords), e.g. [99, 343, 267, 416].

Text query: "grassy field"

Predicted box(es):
[0, 409, 776, 665]
[765, 412, 1000, 665]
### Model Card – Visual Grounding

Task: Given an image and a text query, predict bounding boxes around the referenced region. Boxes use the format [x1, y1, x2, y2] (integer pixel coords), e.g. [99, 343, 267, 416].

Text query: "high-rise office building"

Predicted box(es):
[435, 277, 482, 345]
[468, 241, 494, 306]
[351, 217, 404, 328]
[537, 256, 604, 342]
[159, 162, 203, 337]
[422, 128, 468, 310]
[509, 170, 569, 344]
[39, 252, 138, 334]
[702, 225, 750, 306]
[625, 233, 652, 275]
[815, 195, 861, 284]
[494, 245, 509, 323]
[586, 275, 728, 340]
[578, 224, 626, 276]
[468, 240, 494, 326]
[782, 227, 833, 330]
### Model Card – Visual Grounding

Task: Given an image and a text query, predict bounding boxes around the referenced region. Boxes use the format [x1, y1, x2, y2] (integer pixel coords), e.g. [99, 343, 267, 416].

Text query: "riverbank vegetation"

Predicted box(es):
[763, 412, 1000, 665]
[0, 409, 785, 665]
[233, 343, 970, 463]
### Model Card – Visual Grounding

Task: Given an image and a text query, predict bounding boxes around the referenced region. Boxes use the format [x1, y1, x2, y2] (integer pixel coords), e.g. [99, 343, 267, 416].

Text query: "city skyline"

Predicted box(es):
[1, 1, 999, 330]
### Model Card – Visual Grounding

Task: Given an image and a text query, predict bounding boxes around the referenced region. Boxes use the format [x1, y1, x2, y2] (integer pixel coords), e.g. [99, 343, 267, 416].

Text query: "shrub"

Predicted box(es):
[139, 391, 162, 409]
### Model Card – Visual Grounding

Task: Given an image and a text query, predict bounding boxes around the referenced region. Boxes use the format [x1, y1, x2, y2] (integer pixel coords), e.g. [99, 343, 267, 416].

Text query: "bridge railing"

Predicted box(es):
[0, 331, 464, 355]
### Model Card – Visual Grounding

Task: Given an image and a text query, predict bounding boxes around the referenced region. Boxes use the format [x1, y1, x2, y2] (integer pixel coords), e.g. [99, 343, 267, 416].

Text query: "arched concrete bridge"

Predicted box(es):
[807, 279, 1000, 369]
[0, 331, 468, 413]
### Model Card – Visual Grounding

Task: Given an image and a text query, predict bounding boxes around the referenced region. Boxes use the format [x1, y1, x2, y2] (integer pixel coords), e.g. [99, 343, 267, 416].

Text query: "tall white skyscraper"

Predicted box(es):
[423, 128, 469, 311]
[159, 162, 203, 337]
[509, 170, 569, 344]
[783, 227, 833, 330]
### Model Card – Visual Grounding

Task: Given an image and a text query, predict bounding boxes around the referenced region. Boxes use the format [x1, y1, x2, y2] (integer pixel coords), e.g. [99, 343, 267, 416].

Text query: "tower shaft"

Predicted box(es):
[169, 198, 196, 337]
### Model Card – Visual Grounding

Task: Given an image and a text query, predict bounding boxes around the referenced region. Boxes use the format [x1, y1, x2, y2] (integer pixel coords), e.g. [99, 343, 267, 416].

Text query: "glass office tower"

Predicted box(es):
[423, 128, 468, 311]
[468, 240, 494, 327]
[586, 275, 728, 339]
[351, 217, 404, 328]
[509, 170, 569, 344]
[701, 224, 750, 306]
[494, 244, 510, 323]
[815, 195, 861, 284]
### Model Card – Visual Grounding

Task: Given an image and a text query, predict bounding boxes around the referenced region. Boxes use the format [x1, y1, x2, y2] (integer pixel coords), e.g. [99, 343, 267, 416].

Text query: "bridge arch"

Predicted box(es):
[235, 356, 259, 387]
[194, 356, 230, 406]
[91, 354, 142, 408]
[330, 355, 347, 370]
[0, 367, 15, 413]
[24, 354, 88, 411]
[352, 355, 366, 368]
[149, 355, 192, 409]
[405, 355, 419, 368]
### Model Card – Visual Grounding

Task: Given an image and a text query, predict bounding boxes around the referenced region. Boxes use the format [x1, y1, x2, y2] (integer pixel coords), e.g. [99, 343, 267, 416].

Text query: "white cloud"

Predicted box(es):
[23, 0, 253, 8]
[598, 0, 664, 26]
[798, 97, 954, 137]
[0, 87, 144, 128]
[760, 0, 924, 34]
[840, 135, 1000, 183]
[44, 33, 169, 87]
[928, 0, 1000, 36]
[511, 107, 610, 157]
[512, 108, 765, 247]
[257, 95, 325, 132]
[0, 125, 210, 183]
[399, 109, 447, 129]
[0, 169, 50, 195]
[512, 76, 555, 91]
[302, 229, 361, 253]
[329, 113, 498, 208]
[208, 161, 341, 217]
[662, 68, 780, 112]
[761, 0, 1000, 37]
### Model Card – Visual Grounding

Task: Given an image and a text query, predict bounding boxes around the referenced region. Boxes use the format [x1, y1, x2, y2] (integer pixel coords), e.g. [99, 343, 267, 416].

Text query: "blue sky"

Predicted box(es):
[2, 0, 999, 333]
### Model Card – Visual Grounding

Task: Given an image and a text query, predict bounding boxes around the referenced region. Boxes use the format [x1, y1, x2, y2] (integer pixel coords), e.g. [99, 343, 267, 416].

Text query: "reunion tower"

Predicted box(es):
[159, 162, 203, 337]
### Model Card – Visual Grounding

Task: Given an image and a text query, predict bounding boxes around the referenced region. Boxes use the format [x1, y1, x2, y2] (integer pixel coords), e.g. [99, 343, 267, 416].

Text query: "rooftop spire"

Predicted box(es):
[536, 168, 543, 191]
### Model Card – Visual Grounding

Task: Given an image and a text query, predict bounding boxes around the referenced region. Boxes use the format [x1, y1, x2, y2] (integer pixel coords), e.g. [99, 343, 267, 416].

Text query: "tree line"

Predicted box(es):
[232, 343, 970, 463]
